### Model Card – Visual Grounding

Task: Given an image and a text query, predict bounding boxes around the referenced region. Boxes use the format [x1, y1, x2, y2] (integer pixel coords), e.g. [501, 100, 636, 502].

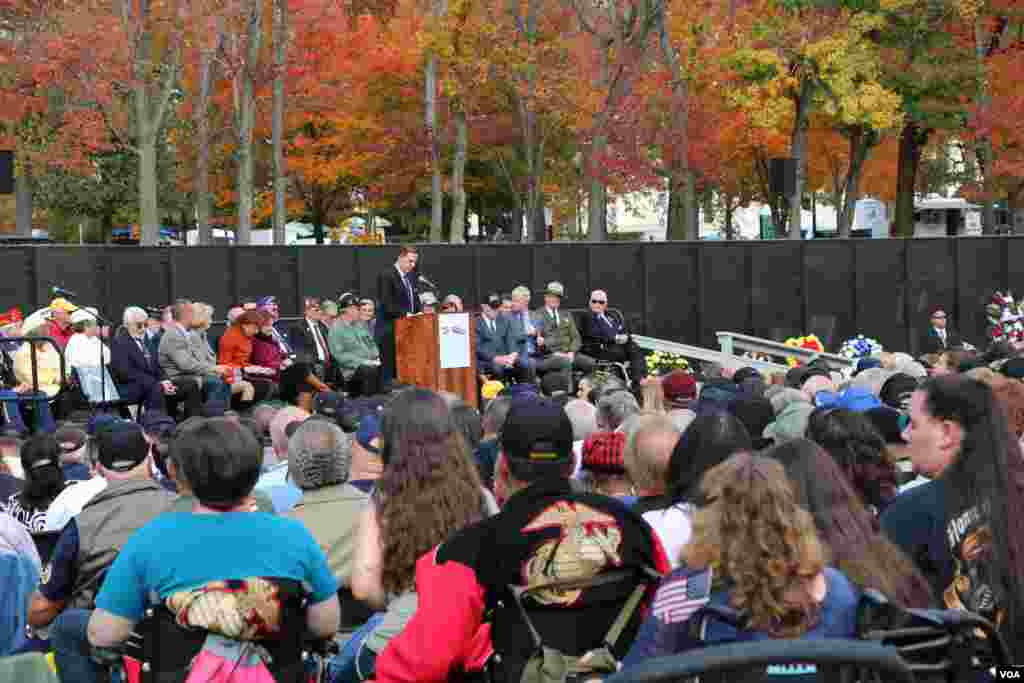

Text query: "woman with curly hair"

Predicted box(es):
[805, 407, 898, 513]
[623, 453, 859, 667]
[769, 438, 934, 608]
[342, 389, 494, 682]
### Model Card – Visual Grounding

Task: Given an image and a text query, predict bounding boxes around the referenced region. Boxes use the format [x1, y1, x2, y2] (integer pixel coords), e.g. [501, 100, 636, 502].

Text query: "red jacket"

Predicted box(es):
[218, 325, 253, 370]
[374, 479, 670, 683]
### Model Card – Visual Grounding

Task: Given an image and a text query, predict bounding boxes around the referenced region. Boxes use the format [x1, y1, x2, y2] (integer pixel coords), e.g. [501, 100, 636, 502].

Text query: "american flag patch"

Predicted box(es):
[652, 568, 711, 624]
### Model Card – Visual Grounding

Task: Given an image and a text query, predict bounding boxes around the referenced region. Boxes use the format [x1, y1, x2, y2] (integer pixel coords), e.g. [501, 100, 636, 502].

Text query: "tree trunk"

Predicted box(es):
[838, 128, 873, 237]
[14, 158, 32, 236]
[666, 174, 685, 240]
[724, 198, 735, 240]
[587, 135, 608, 241]
[895, 120, 928, 237]
[510, 201, 523, 242]
[685, 170, 698, 240]
[425, 56, 443, 243]
[195, 23, 220, 247]
[235, 0, 263, 246]
[788, 78, 813, 240]
[138, 121, 160, 247]
[271, 0, 288, 246]
[449, 108, 467, 244]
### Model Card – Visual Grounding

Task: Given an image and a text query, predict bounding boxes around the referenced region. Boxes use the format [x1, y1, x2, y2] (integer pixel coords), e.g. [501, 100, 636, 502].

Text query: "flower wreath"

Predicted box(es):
[838, 335, 883, 360]
[783, 334, 825, 367]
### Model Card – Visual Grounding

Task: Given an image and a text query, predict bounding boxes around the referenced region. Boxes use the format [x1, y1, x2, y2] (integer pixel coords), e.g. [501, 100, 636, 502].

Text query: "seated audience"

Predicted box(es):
[534, 282, 595, 385]
[328, 294, 383, 397]
[580, 430, 631, 499]
[475, 397, 512, 488]
[475, 294, 533, 384]
[881, 376, 1024, 648]
[13, 325, 61, 432]
[661, 370, 697, 411]
[728, 395, 775, 450]
[805, 407, 899, 512]
[86, 419, 339, 680]
[218, 309, 276, 406]
[53, 426, 90, 482]
[372, 399, 669, 683]
[110, 306, 202, 417]
[769, 438, 934, 608]
[622, 453, 859, 667]
[254, 311, 331, 412]
[624, 414, 681, 514]
[286, 420, 371, 633]
[764, 388, 814, 444]
[30, 421, 173, 683]
[46, 298, 75, 349]
[158, 301, 232, 405]
[1, 434, 74, 532]
[345, 389, 492, 682]
[596, 389, 640, 432]
[253, 406, 310, 513]
[642, 413, 752, 568]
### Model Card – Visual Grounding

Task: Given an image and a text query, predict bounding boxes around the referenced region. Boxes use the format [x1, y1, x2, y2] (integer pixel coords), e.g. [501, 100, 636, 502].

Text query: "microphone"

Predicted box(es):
[417, 274, 438, 290]
[51, 286, 78, 299]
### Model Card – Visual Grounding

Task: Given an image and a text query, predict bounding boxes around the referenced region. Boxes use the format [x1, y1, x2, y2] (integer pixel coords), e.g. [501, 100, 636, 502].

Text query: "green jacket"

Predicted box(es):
[535, 307, 582, 354]
[328, 320, 380, 371]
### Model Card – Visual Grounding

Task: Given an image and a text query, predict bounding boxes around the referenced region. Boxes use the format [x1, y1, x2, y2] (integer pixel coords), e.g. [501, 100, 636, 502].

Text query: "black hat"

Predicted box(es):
[140, 411, 176, 439]
[732, 367, 761, 385]
[483, 293, 501, 309]
[96, 421, 151, 472]
[880, 373, 918, 410]
[339, 293, 360, 309]
[500, 399, 573, 465]
[54, 426, 87, 454]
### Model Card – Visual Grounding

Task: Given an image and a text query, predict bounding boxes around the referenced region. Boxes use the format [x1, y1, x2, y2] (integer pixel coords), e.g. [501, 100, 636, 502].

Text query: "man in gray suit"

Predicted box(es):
[158, 301, 232, 404]
[476, 295, 533, 384]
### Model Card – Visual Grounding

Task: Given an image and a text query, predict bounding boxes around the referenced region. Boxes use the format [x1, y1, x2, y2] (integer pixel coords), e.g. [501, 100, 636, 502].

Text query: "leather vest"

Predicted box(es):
[71, 478, 173, 610]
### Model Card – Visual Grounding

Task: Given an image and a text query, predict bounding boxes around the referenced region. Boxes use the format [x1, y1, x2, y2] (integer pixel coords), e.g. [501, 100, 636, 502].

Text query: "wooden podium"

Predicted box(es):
[396, 313, 478, 408]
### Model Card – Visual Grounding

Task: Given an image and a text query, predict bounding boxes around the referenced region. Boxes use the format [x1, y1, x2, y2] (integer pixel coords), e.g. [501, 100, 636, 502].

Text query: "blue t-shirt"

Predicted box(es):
[95, 512, 337, 622]
[623, 566, 859, 675]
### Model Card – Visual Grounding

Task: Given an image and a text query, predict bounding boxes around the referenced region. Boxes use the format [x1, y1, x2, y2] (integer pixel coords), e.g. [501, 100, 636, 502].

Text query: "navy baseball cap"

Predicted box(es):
[97, 421, 151, 472]
[499, 400, 573, 465]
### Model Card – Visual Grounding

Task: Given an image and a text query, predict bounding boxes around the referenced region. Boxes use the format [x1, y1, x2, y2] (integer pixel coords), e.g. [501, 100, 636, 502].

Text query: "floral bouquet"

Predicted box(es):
[646, 351, 690, 375]
[783, 334, 825, 367]
[838, 335, 883, 360]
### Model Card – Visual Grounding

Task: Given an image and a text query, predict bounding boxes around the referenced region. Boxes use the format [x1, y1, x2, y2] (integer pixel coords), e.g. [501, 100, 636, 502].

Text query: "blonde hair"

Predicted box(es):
[191, 303, 214, 330]
[684, 453, 826, 638]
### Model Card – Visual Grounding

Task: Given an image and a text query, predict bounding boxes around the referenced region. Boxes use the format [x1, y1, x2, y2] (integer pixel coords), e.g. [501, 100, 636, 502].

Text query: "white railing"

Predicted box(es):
[715, 331, 854, 370]
[633, 335, 791, 374]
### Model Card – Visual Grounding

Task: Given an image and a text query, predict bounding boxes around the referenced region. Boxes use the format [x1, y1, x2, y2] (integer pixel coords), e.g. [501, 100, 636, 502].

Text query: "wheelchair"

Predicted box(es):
[92, 578, 339, 683]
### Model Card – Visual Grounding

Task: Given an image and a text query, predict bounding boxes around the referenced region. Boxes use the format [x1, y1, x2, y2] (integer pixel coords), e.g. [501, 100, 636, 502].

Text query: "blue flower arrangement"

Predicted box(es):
[839, 335, 883, 360]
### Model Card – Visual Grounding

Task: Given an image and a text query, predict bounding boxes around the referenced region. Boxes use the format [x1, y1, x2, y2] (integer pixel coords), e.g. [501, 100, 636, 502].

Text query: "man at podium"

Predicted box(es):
[376, 245, 420, 385]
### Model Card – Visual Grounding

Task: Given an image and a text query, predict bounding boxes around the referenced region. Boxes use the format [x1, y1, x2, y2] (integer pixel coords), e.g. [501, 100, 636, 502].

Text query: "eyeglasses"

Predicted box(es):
[591, 299, 607, 304]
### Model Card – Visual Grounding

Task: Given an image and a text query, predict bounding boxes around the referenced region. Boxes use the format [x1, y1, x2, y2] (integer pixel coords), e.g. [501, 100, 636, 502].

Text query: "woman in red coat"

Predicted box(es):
[218, 310, 277, 406]
[251, 312, 331, 413]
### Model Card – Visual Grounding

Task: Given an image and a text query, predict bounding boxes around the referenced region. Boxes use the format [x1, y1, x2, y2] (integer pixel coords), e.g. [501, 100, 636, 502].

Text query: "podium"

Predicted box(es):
[396, 313, 478, 408]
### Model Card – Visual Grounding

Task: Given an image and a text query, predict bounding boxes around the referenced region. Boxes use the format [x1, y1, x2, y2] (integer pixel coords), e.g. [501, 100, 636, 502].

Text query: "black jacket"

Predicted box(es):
[287, 318, 332, 364]
[377, 266, 420, 323]
[579, 310, 629, 357]
[918, 326, 962, 355]
[475, 315, 515, 364]
[109, 333, 162, 402]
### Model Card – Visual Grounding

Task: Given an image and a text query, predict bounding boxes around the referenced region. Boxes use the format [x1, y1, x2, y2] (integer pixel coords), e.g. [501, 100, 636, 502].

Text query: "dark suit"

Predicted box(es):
[918, 326, 962, 355]
[376, 266, 420, 384]
[579, 310, 647, 384]
[287, 318, 334, 380]
[110, 333, 202, 417]
[476, 314, 533, 383]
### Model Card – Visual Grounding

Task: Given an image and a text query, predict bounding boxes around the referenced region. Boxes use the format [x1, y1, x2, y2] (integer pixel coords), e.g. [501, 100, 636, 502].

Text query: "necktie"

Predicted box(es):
[311, 322, 327, 362]
[403, 273, 415, 310]
[552, 309, 559, 327]
[136, 337, 151, 366]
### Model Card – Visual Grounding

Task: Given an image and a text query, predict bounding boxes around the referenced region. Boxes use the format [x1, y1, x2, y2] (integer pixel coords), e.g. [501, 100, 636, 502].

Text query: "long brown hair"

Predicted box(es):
[376, 389, 485, 595]
[684, 453, 826, 638]
[768, 438, 934, 608]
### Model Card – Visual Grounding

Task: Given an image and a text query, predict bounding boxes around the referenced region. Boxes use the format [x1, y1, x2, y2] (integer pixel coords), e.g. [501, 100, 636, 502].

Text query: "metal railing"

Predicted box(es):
[633, 335, 791, 375]
[716, 331, 854, 371]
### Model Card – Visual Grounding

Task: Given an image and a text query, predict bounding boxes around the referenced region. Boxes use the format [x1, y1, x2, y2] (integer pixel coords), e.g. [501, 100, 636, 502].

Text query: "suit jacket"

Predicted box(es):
[535, 308, 581, 354]
[918, 326, 962, 355]
[377, 266, 420, 323]
[287, 318, 331, 365]
[159, 325, 215, 380]
[475, 315, 515, 364]
[579, 310, 629, 357]
[504, 310, 535, 358]
[109, 333, 162, 399]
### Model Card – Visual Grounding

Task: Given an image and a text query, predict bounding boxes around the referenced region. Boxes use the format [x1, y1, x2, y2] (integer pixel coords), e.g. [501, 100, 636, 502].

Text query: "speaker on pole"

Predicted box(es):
[0, 151, 13, 194]
[769, 157, 796, 198]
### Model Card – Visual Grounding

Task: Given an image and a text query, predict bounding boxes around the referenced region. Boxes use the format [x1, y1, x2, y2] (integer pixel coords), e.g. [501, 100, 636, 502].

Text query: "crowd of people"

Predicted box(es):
[0, 262, 1021, 680]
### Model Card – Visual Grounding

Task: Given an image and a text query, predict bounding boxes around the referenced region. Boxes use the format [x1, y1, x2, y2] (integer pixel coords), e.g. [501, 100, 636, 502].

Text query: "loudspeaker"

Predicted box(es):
[0, 151, 13, 194]
[769, 157, 796, 197]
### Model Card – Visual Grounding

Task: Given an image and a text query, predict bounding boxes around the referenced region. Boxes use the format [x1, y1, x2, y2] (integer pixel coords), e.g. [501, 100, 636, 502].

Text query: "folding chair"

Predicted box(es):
[605, 639, 916, 683]
[70, 367, 144, 423]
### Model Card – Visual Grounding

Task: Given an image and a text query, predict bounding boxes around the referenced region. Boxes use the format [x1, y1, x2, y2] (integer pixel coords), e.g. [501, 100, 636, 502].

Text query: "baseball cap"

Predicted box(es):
[49, 298, 77, 313]
[140, 411, 176, 438]
[545, 282, 565, 298]
[1001, 357, 1024, 379]
[880, 373, 918, 410]
[54, 426, 87, 454]
[339, 293, 360, 309]
[96, 421, 151, 472]
[356, 414, 382, 454]
[499, 400, 573, 465]
[662, 370, 697, 402]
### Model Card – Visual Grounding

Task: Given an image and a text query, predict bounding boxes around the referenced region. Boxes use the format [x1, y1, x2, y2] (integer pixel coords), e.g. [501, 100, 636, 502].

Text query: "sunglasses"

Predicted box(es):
[591, 299, 607, 304]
